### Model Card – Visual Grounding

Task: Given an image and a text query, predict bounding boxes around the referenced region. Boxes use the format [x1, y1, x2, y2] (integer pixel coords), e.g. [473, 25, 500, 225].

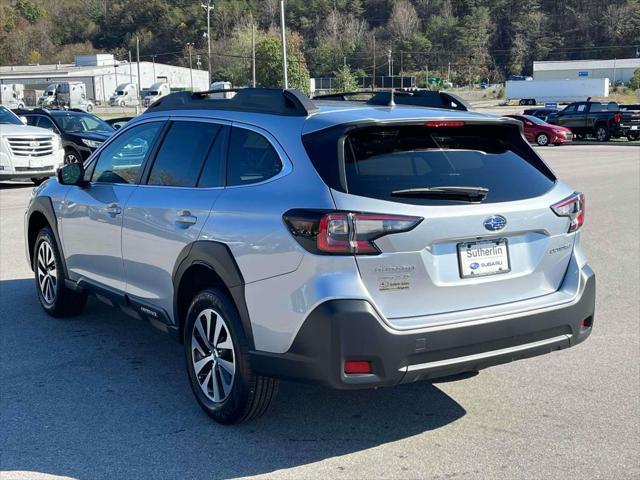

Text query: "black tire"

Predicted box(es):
[528, 99, 536, 105]
[184, 288, 278, 424]
[86, 103, 94, 113]
[31, 177, 47, 185]
[627, 131, 640, 141]
[33, 227, 87, 317]
[595, 124, 610, 142]
[536, 133, 550, 146]
[64, 148, 81, 164]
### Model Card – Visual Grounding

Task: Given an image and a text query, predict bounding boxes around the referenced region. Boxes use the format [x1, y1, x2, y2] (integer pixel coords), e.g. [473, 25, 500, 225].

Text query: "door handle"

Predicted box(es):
[176, 210, 197, 227]
[106, 203, 122, 216]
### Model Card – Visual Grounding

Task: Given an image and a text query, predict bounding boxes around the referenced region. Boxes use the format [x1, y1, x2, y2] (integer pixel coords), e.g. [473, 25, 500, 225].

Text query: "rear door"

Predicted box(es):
[121, 118, 228, 319]
[305, 121, 576, 328]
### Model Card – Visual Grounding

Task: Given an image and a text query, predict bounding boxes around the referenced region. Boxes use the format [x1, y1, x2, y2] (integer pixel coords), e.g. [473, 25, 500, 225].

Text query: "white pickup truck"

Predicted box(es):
[0, 106, 64, 185]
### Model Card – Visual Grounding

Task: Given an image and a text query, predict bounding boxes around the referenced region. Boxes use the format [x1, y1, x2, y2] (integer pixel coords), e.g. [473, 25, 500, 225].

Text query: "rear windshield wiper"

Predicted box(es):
[391, 186, 489, 202]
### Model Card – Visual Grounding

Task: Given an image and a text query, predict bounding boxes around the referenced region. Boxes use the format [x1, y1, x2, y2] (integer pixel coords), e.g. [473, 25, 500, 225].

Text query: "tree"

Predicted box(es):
[333, 65, 359, 91]
[629, 69, 640, 91]
[255, 33, 310, 94]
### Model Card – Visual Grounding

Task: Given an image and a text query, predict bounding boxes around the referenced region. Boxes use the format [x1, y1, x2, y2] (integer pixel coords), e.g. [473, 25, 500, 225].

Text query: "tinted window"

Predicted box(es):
[198, 126, 228, 188]
[54, 113, 113, 134]
[0, 106, 22, 125]
[24, 115, 39, 127]
[147, 121, 220, 187]
[92, 122, 162, 184]
[37, 116, 56, 131]
[562, 105, 577, 113]
[227, 128, 282, 186]
[304, 124, 555, 206]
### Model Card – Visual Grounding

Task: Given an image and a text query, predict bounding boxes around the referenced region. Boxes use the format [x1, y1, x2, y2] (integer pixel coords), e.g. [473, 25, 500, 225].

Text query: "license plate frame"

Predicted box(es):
[457, 238, 511, 279]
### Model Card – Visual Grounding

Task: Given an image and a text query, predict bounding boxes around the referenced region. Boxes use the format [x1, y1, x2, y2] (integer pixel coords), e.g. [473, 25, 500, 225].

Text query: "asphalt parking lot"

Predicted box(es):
[1, 143, 639, 480]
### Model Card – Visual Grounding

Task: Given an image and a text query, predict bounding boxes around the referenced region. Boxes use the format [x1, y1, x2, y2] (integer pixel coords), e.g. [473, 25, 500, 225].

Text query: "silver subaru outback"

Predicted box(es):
[25, 88, 595, 424]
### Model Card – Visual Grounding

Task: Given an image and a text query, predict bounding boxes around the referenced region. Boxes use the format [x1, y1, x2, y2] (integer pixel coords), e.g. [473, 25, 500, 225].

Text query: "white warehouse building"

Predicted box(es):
[533, 58, 640, 84]
[0, 54, 210, 104]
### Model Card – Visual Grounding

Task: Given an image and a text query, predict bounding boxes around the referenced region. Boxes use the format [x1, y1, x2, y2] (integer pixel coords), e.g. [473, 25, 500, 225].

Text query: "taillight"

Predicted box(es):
[283, 210, 422, 255]
[613, 113, 622, 123]
[551, 192, 585, 233]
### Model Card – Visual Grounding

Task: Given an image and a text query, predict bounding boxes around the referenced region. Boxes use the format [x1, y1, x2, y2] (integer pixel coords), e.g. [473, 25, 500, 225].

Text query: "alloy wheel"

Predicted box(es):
[596, 127, 607, 142]
[65, 152, 79, 164]
[191, 308, 236, 403]
[537, 134, 549, 146]
[37, 240, 57, 305]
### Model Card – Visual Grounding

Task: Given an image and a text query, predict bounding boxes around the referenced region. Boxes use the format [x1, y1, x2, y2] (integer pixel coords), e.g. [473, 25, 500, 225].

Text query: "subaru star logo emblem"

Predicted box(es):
[484, 215, 507, 231]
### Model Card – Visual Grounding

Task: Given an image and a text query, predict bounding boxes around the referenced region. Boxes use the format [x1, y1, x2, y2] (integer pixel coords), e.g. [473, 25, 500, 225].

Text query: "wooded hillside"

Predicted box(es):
[1, 0, 639, 88]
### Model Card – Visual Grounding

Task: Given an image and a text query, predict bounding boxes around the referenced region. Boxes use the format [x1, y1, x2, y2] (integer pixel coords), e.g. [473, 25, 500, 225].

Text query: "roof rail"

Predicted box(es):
[145, 87, 319, 116]
[313, 89, 471, 111]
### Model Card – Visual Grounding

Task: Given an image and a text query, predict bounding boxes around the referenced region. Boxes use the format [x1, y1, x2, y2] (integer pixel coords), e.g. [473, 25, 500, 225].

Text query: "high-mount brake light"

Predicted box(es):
[423, 121, 465, 127]
[551, 192, 585, 233]
[283, 210, 423, 255]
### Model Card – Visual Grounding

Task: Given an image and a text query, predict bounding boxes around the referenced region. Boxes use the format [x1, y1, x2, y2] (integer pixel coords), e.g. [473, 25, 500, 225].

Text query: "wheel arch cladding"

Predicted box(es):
[27, 197, 69, 278]
[173, 241, 254, 348]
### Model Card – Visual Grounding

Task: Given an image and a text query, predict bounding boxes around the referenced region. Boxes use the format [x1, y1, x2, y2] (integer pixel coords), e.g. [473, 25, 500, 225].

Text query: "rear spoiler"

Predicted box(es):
[312, 90, 471, 112]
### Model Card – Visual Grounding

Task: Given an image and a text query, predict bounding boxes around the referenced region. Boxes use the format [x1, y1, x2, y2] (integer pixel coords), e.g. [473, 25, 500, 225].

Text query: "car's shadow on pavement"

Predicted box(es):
[1, 278, 466, 479]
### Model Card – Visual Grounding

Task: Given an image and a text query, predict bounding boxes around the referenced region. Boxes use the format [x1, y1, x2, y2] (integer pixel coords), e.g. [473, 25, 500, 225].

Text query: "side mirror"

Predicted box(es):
[525, 121, 533, 126]
[19, 116, 27, 125]
[57, 162, 86, 186]
[113, 124, 122, 130]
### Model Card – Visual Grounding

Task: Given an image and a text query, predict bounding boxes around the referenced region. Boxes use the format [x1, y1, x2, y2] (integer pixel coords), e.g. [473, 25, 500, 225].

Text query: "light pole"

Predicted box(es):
[279, 0, 288, 88]
[201, 0, 213, 84]
[151, 55, 157, 82]
[186, 42, 194, 91]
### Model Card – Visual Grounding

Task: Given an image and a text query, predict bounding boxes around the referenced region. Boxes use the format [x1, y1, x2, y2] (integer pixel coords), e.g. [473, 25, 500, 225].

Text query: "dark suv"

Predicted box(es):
[14, 108, 115, 164]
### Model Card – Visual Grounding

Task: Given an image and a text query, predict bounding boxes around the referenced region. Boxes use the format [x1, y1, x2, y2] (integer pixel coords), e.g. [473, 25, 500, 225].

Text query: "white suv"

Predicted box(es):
[0, 106, 64, 185]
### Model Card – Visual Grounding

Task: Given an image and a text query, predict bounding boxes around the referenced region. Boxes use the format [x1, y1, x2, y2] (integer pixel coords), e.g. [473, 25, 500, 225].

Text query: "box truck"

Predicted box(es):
[506, 78, 610, 105]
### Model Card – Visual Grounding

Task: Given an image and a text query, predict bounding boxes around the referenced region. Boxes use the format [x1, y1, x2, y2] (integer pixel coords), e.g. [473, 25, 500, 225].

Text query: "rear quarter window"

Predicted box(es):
[303, 123, 556, 205]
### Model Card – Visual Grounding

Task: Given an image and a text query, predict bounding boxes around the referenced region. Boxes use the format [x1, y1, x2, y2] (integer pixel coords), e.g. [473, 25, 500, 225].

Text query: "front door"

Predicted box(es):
[122, 119, 228, 322]
[61, 121, 163, 292]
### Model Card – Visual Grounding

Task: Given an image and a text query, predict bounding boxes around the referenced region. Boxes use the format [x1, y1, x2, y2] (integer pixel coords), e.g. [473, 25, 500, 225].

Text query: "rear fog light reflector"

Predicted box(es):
[344, 360, 372, 374]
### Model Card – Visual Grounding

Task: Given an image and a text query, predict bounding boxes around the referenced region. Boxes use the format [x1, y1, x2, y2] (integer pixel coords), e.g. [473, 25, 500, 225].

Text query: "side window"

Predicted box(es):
[147, 121, 221, 187]
[227, 127, 282, 186]
[563, 105, 577, 114]
[36, 116, 56, 131]
[92, 122, 162, 184]
[198, 126, 228, 188]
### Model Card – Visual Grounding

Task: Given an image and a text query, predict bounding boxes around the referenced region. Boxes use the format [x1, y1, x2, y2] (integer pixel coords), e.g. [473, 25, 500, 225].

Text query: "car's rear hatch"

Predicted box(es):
[303, 119, 577, 328]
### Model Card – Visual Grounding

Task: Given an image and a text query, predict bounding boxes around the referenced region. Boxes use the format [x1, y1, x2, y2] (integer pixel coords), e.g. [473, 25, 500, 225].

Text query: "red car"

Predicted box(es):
[506, 114, 573, 146]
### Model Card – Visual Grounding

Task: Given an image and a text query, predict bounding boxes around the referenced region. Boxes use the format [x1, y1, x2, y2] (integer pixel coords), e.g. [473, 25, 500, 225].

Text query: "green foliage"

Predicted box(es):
[255, 34, 310, 94]
[15, 0, 46, 24]
[629, 69, 640, 90]
[333, 65, 359, 92]
[0, 0, 638, 91]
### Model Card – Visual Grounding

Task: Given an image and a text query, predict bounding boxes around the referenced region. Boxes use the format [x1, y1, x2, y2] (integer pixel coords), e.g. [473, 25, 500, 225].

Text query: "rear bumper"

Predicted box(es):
[250, 265, 595, 389]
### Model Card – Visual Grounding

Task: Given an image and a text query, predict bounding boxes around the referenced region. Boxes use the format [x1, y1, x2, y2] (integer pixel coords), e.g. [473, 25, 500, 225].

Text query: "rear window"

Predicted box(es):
[303, 123, 556, 205]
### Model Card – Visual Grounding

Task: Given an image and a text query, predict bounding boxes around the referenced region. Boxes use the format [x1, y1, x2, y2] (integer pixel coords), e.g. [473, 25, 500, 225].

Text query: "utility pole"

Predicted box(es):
[612, 57, 617, 86]
[447, 61, 451, 82]
[372, 35, 376, 91]
[425, 64, 429, 90]
[128, 50, 133, 85]
[151, 55, 157, 81]
[186, 42, 194, 91]
[201, 0, 214, 84]
[279, 0, 288, 88]
[251, 22, 256, 87]
[400, 51, 403, 89]
[387, 49, 392, 79]
[114, 60, 118, 88]
[136, 36, 141, 114]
